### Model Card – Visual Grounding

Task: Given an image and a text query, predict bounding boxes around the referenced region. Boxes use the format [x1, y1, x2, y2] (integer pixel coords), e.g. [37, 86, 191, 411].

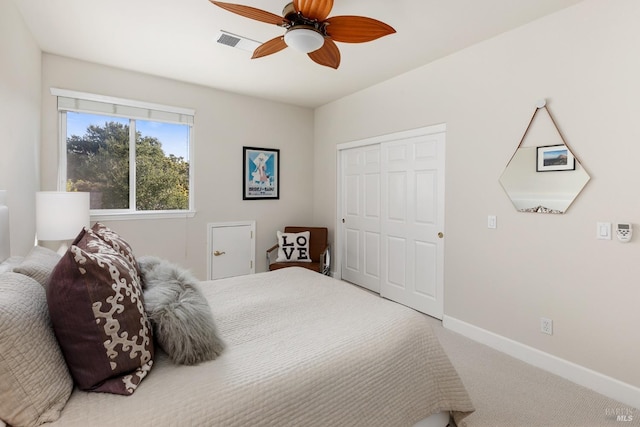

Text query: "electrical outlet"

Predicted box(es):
[540, 317, 553, 335]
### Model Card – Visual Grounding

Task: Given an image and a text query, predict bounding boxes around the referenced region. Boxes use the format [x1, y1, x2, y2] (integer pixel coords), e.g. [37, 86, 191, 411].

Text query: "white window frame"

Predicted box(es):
[52, 88, 196, 220]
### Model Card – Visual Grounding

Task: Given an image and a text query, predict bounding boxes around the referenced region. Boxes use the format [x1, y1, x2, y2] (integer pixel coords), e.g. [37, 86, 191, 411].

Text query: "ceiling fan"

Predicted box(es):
[210, 0, 396, 69]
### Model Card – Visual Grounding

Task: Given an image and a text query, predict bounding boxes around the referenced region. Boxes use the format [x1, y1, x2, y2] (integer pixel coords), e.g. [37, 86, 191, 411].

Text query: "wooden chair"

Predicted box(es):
[266, 226, 330, 275]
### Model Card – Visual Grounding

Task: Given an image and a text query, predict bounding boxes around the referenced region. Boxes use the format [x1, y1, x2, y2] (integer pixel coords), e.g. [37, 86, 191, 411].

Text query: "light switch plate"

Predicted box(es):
[597, 222, 611, 240]
[488, 215, 497, 229]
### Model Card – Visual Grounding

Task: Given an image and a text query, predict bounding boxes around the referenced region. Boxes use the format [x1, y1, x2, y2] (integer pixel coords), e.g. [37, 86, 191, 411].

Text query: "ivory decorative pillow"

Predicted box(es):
[13, 245, 61, 287]
[275, 231, 311, 262]
[0, 272, 72, 427]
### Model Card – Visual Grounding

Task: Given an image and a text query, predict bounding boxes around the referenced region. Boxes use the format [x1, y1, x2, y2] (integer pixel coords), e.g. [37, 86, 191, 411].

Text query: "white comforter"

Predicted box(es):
[46, 267, 473, 426]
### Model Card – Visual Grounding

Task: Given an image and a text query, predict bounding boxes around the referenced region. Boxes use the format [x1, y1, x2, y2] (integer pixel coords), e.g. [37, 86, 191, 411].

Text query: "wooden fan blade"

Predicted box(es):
[325, 16, 396, 43]
[210, 1, 286, 25]
[308, 38, 340, 69]
[252, 36, 288, 59]
[293, 0, 334, 22]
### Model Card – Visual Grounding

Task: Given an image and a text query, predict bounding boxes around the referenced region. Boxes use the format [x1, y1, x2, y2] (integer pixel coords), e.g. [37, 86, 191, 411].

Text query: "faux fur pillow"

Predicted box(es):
[138, 256, 224, 365]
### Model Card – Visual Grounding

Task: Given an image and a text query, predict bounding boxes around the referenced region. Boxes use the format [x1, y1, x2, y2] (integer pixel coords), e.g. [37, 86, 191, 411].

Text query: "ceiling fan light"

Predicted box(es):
[284, 26, 324, 53]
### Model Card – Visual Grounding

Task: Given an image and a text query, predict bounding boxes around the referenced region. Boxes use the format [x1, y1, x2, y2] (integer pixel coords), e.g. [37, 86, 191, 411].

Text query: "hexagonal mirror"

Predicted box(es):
[499, 144, 590, 214]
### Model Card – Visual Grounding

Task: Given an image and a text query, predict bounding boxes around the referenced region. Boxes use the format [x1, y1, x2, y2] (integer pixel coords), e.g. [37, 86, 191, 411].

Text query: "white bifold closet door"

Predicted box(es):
[340, 127, 445, 319]
[341, 144, 382, 293]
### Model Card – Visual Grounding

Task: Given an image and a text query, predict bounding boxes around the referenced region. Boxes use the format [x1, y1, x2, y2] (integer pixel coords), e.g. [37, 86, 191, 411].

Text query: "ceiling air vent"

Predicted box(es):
[218, 33, 240, 48]
[216, 30, 261, 53]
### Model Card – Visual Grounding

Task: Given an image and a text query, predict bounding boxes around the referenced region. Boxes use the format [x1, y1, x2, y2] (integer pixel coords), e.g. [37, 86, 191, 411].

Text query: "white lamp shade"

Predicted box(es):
[284, 27, 325, 53]
[36, 191, 90, 241]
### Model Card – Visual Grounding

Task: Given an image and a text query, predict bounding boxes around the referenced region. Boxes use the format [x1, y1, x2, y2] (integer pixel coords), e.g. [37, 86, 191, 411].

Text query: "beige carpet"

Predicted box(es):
[422, 317, 639, 427]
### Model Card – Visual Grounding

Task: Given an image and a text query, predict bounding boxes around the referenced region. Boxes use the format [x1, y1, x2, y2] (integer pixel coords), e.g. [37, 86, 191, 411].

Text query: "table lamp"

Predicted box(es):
[36, 191, 90, 254]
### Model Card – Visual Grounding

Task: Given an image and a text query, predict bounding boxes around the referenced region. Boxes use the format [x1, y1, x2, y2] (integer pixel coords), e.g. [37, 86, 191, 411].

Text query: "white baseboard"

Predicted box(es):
[442, 315, 640, 410]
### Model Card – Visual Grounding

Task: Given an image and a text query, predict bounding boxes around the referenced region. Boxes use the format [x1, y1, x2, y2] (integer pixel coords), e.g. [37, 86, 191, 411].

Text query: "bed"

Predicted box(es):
[0, 206, 473, 427]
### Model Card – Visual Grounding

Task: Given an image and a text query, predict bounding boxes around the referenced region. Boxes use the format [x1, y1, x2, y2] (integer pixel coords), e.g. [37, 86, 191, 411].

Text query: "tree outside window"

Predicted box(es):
[65, 112, 191, 212]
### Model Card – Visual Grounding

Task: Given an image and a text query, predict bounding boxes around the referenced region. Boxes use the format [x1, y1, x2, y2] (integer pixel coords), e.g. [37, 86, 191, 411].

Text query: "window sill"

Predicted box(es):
[91, 210, 196, 221]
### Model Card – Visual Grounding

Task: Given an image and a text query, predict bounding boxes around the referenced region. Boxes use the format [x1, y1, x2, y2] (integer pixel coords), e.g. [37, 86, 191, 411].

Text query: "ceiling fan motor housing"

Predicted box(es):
[282, 3, 296, 21]
[284, 25, 325, 53]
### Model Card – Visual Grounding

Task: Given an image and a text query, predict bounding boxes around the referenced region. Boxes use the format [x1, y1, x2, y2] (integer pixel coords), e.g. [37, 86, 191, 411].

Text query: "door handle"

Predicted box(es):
[438, 232, 444, 239]
[214, 251, 226, 256]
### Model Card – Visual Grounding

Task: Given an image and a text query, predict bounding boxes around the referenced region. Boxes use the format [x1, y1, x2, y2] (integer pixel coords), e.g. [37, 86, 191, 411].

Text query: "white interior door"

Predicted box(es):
[380, 132, 445, 319]
[207, 221, 255, 280]
[340, 145, 381, 293]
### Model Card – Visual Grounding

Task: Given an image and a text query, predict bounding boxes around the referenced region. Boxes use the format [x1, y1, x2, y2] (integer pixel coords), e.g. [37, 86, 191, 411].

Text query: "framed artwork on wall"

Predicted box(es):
[243, 146, 280, 200]
[536, 144, 575, 172]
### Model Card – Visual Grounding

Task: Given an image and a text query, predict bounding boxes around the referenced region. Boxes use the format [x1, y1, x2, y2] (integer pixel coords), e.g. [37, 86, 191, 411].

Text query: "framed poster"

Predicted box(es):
[243, 146, 280, 200]
[536, 144, 575, 172]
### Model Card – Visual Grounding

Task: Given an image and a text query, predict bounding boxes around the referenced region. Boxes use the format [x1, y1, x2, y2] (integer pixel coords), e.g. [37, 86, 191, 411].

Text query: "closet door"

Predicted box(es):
[340, 145, 381, 293]
[207, 221, 255, 280]
[380, 132, 445, 319]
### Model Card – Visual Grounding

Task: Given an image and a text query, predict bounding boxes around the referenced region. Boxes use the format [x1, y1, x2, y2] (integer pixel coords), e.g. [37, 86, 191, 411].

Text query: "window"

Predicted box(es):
[52, 89, 195, 218]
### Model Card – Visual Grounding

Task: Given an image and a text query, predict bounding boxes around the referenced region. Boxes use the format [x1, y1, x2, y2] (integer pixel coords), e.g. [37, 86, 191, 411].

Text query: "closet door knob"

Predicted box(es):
[214, 251, 226, 256]
[437, 232, 444, 239]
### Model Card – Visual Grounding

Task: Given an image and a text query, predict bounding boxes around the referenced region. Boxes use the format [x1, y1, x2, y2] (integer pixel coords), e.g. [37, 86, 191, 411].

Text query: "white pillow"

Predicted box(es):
[12, 246, 61, 287]
[276, 231, 311, 262]
[0, 256, 23, 274]
[0, 272, 73, 426]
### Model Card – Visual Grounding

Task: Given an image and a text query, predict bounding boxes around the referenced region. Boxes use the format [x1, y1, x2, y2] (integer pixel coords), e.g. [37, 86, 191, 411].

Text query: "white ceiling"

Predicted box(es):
[12, 0, 584, 108]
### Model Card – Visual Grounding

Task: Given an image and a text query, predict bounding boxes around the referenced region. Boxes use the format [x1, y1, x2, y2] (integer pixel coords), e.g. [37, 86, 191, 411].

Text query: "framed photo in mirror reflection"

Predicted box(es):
[536, 144, 576, 172]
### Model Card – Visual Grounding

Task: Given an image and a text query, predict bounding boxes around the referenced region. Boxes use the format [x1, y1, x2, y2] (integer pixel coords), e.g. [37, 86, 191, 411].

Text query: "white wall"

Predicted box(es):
[0, 0, 41, 256]
[314, 0, 640, 391]
[40, 55, 315, 278]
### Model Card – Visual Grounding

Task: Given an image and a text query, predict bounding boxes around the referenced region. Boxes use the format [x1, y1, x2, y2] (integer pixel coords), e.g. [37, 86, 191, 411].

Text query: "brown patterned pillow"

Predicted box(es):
[47, 228, 154, 395]
[91, 222, 141, 275]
